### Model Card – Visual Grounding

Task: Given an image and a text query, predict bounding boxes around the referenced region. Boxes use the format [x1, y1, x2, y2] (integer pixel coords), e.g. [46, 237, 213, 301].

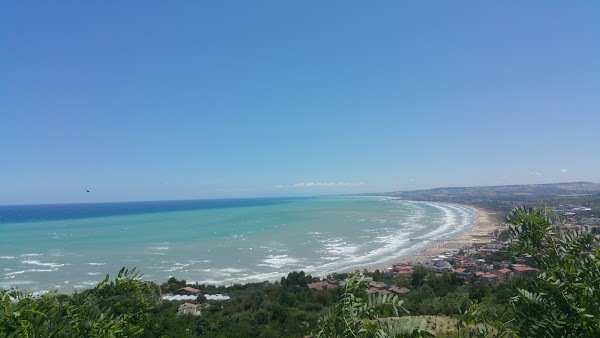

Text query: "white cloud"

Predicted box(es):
[409, 178, 415, 182]
[276, 182, 365, 189]
[560, 169, 568, 173]
[529, 171, 542, 177]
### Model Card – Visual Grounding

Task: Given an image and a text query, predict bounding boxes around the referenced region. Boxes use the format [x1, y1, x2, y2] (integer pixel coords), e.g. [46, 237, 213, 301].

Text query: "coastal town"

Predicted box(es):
[304, 201, 599, 296]
[3, 0, 598, 335]
[6, 183, 600, 337]
[155, 185, 600, 308]
[160, 198, 599, 319]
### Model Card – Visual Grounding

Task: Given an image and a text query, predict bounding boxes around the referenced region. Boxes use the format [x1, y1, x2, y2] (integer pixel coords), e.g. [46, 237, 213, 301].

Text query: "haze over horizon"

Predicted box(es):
[2, 2, 599, 205]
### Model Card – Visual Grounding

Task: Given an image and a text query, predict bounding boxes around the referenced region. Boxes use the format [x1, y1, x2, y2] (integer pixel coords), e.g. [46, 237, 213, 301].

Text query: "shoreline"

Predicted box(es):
[368, 204, 505, 271]
[2, 202, 503, 291]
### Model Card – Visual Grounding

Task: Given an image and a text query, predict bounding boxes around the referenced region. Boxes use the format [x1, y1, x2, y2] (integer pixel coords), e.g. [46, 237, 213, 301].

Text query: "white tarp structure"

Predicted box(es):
[162, 293, 230, 301]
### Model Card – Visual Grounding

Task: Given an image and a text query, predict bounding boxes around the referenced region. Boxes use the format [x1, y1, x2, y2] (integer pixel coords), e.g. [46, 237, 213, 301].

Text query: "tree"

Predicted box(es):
[280, 271, 313, 289]
[468, 282, 489, 303]
[316, 274, 433, 337]
[410, 266, 428, 288]
[0, 267, 161, 337]
[160, 276, 187, 293]
[505, 205, 600, 337]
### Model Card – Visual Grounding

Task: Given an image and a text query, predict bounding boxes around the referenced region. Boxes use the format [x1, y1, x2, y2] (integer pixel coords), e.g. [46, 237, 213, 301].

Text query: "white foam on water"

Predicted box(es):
[73, 280, 100, 289]
[202, 268, 251, 278]
[1, 198, 478, 290]
[21, 260, 64, 268]
[231, 271, 284, 283]
[220, 268, 246, 274]
[4, 268, 58, 277]
[415, 203, 474, 241]
[318, 238, 360, 256]
[157, 200, 473, 286]
[321, 256, 341, 261]
[20, 253, 43, 257]
[162, 268, 182, 272]
[4, 270, 26, 276]
[400, 201, 426, 228]
[293, 201, 461, 276]
[28, 269, 57, 273]
[0, 280, 37, 288]
[258, 241, 289, 253]
[162, 262, 192, 272]
[257, 254, 299, 269]
[373, 234, 396, 243]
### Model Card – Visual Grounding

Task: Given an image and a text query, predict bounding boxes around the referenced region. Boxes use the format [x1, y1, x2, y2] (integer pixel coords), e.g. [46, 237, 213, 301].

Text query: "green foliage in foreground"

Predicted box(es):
[316, 274, 432, 338]
[506, 205, 600, 337]
[2, 205, 598, 337]
[0, 267, 160, 337]
[317, 204, 600, 337]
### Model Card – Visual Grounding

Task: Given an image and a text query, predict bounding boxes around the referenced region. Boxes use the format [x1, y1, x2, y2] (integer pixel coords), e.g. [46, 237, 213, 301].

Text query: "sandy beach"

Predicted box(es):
[394, 205, 505, 265]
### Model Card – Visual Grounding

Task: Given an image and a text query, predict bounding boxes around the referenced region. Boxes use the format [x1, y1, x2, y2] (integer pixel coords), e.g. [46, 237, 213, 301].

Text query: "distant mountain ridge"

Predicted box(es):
[387, 182, 600, 197]
[367, 182, 600, 207]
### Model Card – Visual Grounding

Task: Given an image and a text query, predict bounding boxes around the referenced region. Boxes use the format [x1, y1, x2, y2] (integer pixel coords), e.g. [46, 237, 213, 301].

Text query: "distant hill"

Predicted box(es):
[368, 182, 600, 213]
[382, 182, 600, 199]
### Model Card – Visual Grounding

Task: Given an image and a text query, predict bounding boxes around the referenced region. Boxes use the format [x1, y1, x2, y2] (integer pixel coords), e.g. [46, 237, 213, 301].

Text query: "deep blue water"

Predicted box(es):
[0, 196, 477, 292]
[0, 197, 306, 223]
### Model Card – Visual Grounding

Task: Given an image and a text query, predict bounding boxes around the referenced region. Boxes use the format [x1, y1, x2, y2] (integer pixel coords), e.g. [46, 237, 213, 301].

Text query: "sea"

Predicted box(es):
[0, 196, 477, 292]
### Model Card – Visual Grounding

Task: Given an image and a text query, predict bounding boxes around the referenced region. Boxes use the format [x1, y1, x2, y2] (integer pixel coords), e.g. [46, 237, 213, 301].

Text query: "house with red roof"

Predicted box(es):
[454, 267, 472, 278]
[388, 286, 411, 294]
[307, 281, 332, 291]
[392, 265, 414, 277]
[497, 268, 512, 283]
[480, 273, 499, 285]
[173, 287, 201, 296]
[511, 265, 538, 278]
[369, 281, 389, 289]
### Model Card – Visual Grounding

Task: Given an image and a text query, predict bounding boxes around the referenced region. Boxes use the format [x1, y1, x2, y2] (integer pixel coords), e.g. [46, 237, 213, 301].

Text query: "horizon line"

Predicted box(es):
[1, 181, 597, 207]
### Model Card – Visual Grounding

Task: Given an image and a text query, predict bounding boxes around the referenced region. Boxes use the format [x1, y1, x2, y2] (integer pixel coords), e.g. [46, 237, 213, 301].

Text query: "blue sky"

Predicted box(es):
[1, 1, 599, 204]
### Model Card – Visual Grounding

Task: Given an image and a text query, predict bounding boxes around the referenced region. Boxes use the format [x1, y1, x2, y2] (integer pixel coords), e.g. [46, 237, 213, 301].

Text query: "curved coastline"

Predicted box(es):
[391, 204, 503, 265]
[333, 199, 486, 274]
[0, 198, 501, 291]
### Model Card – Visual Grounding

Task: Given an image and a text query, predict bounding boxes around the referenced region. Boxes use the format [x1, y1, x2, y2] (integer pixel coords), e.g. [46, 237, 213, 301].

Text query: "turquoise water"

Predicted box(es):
[0, 196, 477, 292]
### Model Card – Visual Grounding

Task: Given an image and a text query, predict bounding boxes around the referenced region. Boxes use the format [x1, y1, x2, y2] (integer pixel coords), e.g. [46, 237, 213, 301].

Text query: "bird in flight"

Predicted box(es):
[86, 190, 90, 193]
